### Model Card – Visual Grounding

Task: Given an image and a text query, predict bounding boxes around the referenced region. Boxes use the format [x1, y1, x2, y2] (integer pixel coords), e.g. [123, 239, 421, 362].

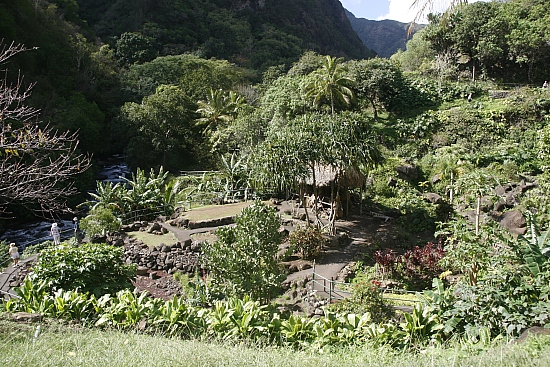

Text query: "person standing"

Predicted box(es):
[50, 222, 61, 245]
[8, 243, 19, 267]
[72, 217, 80, 244]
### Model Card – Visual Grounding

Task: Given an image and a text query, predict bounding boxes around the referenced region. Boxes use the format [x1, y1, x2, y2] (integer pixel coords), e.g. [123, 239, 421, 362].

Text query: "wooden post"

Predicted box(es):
[359, 184, 363, 215]
[311, 260, 316, 293]
[475, 194, 481, 236]
[330, 277, 334, 302]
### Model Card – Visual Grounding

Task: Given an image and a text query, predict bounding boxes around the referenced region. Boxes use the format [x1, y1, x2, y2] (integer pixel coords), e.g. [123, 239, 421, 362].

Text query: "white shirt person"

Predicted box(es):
[50, 222, 61, 245]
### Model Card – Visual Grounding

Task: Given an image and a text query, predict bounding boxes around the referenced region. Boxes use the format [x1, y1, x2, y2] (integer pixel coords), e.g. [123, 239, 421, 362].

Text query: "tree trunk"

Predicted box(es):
[370, 98, 378, 121]
[329, 180, 335, 234]
[301, 183, 311, 226]
[345, 187, 349, 218]
[311, 163, 320, 226]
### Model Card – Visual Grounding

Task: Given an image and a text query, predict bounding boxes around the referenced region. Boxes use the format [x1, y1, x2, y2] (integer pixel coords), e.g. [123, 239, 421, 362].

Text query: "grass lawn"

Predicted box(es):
[1, 319, 550, 367]
[181, 201, 259, 222]
[127, 231, 178, 247]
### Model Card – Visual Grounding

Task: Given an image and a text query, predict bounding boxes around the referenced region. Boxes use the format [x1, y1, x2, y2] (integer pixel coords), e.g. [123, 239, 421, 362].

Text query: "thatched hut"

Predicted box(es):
[304, 164, 365, 217]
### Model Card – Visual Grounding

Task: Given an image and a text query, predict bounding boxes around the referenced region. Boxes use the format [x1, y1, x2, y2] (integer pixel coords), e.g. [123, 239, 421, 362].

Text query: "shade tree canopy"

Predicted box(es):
[120, 84, 199, 170]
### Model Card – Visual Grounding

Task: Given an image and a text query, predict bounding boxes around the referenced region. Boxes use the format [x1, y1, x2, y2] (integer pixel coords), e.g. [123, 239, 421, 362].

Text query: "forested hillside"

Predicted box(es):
[1, 0, 550, 218]
[0, 0, 373, 161]
[76, 0, 374, 69]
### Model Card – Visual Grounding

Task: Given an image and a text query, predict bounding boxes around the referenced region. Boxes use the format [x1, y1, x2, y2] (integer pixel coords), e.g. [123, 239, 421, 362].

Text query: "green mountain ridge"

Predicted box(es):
[345, 9, 423, 58]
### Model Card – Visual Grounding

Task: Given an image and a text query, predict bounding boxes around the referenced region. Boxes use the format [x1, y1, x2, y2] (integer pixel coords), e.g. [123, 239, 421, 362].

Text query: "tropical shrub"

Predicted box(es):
[437, 219, 516, 286]
[80, 207, 121, 237]
[329, 276, 395, 324]
[288, 225, 325, 259]
[203, 200, 285, 303]
[426, 270, 550, 337]
[374, 240, 446, 289]
[29, 243, 136, 296]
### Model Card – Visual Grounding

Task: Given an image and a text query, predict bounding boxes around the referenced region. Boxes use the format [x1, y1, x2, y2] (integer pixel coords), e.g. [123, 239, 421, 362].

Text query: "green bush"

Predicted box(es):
[29, 243, 136, 297]
[426, 271, 550, 337]
[81, 207, 121, 237]
[203, 200, 285, 303]
[289, 225, 325, 259]
[0, 240, 10, 268]
[329, 277, 395, 324]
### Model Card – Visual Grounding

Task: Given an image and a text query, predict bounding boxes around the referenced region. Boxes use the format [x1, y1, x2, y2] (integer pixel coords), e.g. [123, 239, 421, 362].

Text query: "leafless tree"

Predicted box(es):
[0, 41, 91, 218]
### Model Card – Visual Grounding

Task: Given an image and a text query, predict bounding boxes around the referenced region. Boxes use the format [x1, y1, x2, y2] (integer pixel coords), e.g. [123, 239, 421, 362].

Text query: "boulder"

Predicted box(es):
[493, 199, 506, 212]
[136, 266, 149, 276]
[423, 192, 442, 204]
[518, 179, 537, 193]
[505, 192, 520, 207]
[480, 196, 493, 213]
[511, 327, 550, 344]
[395, 164, 419, 181]
[498, 210, 526, 235]
[11, 312, 43, 323]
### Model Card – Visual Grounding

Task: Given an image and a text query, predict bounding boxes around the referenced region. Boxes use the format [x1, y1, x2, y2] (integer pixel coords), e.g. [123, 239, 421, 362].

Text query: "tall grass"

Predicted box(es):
[1, 319, 550, 367]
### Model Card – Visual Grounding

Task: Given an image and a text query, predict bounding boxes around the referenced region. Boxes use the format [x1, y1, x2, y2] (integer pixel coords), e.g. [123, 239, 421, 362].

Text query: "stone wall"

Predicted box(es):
[106, 230, 203, 275]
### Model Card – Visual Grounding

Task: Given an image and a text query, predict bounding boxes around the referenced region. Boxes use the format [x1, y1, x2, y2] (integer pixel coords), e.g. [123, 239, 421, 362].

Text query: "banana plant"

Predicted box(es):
[122, 167, 169, 213]
[519, 213, 550, 276]
[80, 181, 125, 216]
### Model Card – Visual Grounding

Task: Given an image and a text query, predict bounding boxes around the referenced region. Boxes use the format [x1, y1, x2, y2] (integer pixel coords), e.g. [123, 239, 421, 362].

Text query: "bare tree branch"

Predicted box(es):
[0, 41, 91, 218]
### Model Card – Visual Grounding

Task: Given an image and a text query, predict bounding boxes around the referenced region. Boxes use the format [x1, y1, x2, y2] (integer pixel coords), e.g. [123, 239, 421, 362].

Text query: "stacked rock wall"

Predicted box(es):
[107, 231, 203, 275]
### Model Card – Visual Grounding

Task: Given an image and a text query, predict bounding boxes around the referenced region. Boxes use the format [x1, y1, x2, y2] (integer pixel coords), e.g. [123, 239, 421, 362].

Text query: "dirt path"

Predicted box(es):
[286, 214, 392, 287]
[0, 254, 37, 300]
[160, 202, 395, 290]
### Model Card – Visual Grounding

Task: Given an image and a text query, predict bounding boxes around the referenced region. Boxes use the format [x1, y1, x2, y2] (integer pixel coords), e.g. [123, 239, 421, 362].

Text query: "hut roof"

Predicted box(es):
[305, 165, 365, 188]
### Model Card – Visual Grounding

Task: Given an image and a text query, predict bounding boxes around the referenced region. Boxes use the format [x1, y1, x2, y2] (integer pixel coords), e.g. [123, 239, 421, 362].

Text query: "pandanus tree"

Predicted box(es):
[251, 112, 382, 231]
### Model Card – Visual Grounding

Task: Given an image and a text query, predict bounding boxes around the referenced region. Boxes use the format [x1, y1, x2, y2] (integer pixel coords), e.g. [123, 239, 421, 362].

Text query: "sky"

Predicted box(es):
[340, 0, 487, 23]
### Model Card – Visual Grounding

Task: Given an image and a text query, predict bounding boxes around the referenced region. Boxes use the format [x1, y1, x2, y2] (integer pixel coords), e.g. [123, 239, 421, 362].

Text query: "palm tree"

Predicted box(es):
[410, 0, 468, 33]
[196, 89, 240, 134]
[305, 55, 355, 115]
